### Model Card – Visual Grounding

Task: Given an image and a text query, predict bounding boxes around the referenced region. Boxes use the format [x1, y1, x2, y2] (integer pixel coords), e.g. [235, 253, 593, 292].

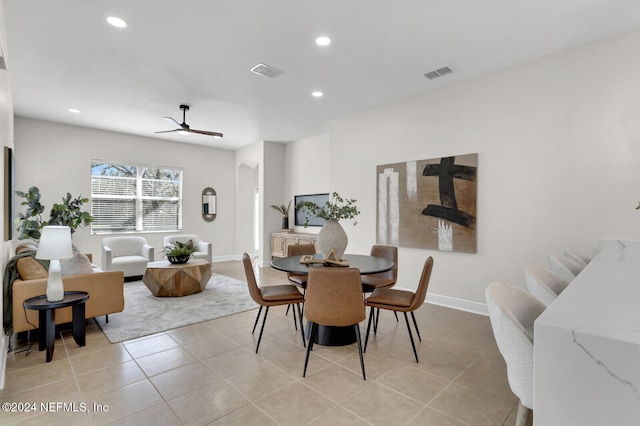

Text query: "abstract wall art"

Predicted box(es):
[376, 153, 477, 253]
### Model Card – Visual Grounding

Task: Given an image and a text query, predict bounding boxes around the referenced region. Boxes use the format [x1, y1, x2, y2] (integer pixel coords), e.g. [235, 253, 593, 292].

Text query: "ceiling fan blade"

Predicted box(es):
[188, 128, 224, 138]
[154, 129, 180, 134]
[163, 116, 184, 128]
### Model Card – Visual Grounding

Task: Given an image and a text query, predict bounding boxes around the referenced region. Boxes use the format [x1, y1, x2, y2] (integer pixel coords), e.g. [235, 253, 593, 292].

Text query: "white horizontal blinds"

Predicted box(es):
[140, 167, 181, 231]
[91, 161, 182, 233]
[92, 199, 136, 232]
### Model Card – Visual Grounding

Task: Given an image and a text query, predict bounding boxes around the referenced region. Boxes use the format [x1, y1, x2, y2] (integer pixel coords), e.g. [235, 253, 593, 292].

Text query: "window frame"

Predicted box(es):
[90, 159, 183, 234]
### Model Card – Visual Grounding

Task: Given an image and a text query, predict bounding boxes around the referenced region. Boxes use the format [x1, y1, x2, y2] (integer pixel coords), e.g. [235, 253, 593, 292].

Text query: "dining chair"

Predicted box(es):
[361, 245, 399, 329]
[303, 267, 367, 379]
[361, 245, 398, 292]
[284, 244, 316, 316]
[242, 253, 305, 353]
[364, 256, 434, 363]
[563, 249, 590, 268]
[485, 281, 546, 426]
[524, 265, 570, 306]
[548, 254, 582, 281]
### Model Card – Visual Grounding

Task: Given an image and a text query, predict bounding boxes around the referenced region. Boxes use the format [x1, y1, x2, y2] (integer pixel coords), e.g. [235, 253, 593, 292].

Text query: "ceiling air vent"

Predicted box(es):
[424, 66, 452, 80]
[250, 63, 284, 78]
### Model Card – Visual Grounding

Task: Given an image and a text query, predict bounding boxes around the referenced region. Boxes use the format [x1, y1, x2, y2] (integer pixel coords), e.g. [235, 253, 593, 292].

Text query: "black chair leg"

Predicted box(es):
[285, 305, 290, 316]
[256, 306, 269, 353]
[303, 322, 317, 377]
[252, 305, 263, 334]
[404, 312, 419, 362]
[364, 306, 375, 352]
[410, 311, 421, 342]
[373, 308, 379, 334]
[354, 324, 366, 380]
[106, 314, 109, 324]
[393, 311, 398, 322]
[292, 304, 298, 331]
[294, 303, 305, 348]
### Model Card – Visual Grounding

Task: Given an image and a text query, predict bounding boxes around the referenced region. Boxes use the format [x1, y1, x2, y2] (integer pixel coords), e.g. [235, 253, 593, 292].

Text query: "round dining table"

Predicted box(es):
[270, 253, 395, 276]
[270, 253, 395, 346]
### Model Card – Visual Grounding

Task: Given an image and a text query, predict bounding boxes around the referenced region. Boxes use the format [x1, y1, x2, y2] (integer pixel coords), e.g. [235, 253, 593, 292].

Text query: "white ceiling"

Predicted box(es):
[4, 1, 640, 150]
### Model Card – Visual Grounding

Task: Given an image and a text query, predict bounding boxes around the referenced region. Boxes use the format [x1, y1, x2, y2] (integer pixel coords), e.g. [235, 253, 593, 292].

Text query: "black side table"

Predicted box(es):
[23, 291, 89, 362]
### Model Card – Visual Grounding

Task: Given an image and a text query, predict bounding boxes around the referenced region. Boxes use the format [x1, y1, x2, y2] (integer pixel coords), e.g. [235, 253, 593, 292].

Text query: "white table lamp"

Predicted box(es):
[36, 226, 73, 301]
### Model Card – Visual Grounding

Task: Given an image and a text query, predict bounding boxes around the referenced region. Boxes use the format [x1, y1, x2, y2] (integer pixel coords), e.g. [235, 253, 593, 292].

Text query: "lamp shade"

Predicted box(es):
[36, 226, 73, 260]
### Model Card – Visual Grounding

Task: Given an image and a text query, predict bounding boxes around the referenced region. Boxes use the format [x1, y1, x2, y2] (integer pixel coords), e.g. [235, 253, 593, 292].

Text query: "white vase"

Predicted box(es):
[318, 219, 348, 259]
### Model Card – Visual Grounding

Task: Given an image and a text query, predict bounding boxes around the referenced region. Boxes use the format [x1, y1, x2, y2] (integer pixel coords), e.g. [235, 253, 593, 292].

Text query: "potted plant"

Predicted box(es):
[15, 186, 93, 241]
[163, 240, 197, 264]
[298, 192, 360, 259]
[270, 200, 292, 230]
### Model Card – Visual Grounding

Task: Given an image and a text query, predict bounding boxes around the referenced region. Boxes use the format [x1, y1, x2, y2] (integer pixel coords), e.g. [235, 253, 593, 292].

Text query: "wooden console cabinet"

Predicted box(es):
[271, 232, 318, 259]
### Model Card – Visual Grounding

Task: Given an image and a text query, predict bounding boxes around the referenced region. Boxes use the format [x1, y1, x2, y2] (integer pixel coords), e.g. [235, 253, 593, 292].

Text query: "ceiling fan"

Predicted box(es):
[155, 104, 223, 138]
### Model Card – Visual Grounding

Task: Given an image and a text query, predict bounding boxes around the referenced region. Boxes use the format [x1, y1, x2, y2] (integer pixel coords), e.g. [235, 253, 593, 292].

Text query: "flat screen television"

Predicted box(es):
[294, 193, 329, 227]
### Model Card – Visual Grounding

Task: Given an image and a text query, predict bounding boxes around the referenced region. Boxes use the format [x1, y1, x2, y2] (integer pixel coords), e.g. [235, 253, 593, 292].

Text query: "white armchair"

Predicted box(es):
[163, 234, 212, 263]
[102, 236, 154, 280]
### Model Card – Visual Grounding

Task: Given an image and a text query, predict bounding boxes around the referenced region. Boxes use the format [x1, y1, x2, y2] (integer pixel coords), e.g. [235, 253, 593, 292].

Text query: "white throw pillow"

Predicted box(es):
[61, 253, 94, 276]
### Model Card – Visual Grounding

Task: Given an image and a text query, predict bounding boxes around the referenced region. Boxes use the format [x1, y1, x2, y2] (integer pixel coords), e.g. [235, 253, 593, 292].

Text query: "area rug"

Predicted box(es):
[95, 273, 256, 343]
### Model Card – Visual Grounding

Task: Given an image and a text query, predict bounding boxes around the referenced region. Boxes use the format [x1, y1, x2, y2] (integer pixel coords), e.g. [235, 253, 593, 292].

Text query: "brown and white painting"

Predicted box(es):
[376, 153, 477, 253]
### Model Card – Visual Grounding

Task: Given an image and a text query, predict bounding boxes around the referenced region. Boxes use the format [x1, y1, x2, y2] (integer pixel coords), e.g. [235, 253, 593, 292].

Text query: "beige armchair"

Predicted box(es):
[102, 236, 154, 280]
[163, 234, 212, 263]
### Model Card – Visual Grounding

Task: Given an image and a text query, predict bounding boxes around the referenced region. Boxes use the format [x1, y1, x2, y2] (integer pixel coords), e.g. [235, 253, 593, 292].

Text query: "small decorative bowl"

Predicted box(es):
[167, 254, 190, 264]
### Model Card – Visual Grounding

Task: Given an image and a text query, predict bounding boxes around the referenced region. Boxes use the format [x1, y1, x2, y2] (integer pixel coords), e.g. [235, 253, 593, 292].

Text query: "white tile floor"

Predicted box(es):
[1, 261, 518, 425]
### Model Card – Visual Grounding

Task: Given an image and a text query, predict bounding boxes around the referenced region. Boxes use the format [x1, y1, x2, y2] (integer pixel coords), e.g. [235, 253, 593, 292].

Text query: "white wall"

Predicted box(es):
[287, 29, 640, 307]
[13, 118, 236, 266]
[235, 142, 262, 259]
[235, 141, 289, 263]
[0, 0, 13, 389]
[285, 133, 331, 235]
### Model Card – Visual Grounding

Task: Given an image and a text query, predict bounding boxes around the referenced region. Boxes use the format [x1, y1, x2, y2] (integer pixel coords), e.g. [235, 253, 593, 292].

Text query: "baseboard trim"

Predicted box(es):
[212, 255, 242, 263]
[209, 257, 489, 316]
[425, 292, 488, 316]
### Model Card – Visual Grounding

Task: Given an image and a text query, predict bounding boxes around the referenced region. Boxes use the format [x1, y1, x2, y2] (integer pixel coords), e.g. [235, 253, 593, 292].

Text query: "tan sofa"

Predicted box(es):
[12, 270, 125, 333]
[10, 244, 125, 334]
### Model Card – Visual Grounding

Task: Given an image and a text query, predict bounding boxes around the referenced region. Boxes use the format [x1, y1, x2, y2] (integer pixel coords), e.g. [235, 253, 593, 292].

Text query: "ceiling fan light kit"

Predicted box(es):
[155, 104, 223, 138]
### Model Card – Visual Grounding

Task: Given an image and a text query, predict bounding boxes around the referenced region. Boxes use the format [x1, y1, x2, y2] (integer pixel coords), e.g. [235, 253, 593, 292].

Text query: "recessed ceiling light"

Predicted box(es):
[315, 36, 331, 46]
[312, 91, 323, 98]
[106, 16, 127, 28]
[68, 108, 80, 113]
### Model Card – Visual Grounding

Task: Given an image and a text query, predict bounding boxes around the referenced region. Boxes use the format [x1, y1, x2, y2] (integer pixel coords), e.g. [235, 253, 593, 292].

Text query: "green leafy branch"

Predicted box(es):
[298, 191, 360, 227]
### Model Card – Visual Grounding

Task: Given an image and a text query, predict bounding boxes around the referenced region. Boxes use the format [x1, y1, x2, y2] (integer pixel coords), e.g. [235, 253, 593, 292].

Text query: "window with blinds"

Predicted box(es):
[91, 161, 182, 233]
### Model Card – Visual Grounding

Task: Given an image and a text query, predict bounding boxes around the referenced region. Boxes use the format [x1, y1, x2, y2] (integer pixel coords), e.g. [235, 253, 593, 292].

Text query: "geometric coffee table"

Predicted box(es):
[142, 259, 212, 297]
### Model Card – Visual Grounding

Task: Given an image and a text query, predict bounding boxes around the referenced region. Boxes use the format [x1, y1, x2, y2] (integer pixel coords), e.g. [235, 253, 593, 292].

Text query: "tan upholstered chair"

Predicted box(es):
[364, 256, 434, 363]
[361, 245, 398, 292]
[284, 244, 316, 317]
[303, 268, 367, 379]
[361, 245, 399, 327]
[242, 253, 305, 353]
[486, 281, 546, 426]
[524, 265, 570, 306]
[286, 244, 316, 288]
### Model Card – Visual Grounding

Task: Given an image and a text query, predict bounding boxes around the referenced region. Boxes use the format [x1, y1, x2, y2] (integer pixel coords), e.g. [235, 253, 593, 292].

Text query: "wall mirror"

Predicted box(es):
[202, 187, 217, 222]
